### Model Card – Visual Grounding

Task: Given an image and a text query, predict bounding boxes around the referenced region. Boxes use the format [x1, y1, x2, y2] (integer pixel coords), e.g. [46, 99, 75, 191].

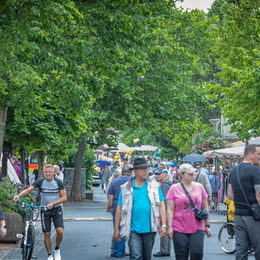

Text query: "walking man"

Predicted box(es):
[13, 164, 67, 260]
[228, 144, 260, 260]
[114, 157, 167, 260]
[153, 168, 172, 257]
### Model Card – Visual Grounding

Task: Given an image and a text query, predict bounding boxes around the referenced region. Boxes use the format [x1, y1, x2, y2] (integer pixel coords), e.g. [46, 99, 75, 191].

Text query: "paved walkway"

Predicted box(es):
[0, 188, 228, 259]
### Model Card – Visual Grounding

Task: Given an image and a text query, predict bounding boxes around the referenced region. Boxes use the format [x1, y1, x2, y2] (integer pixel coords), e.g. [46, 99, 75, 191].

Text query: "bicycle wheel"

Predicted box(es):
[218, 222, 236, 254]
[23, 224, 35, 260]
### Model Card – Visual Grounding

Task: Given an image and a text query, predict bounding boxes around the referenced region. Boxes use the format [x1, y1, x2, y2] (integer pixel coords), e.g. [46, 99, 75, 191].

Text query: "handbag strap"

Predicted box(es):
[196, 170, 201, 182]
[235, 165, 251, 207]
[180, 182, 196, 209]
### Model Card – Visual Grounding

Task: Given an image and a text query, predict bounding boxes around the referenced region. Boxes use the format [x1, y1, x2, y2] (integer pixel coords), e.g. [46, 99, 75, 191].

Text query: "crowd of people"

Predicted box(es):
[102, 144, 260, 260]
[0, 144, 259, 260]
[103, 156, 213, 259]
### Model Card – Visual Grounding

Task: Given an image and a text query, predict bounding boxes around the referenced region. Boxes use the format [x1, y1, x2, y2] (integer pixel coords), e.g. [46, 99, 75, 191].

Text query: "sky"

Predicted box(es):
[176, 0, 215, 12]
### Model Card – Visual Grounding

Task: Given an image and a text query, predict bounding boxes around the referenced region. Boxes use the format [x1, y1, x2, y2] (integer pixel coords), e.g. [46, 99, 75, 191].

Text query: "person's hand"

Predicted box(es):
[13, 195, 19, 203]
[168, 228, 173, 239]
[160, 226, 167, 238]
[0, 226, 7, 237]
[208, 196, 212, 205]
[205, 227, 211, 237]
[114, 229, 121, 242]
[46, 202, 54, 209]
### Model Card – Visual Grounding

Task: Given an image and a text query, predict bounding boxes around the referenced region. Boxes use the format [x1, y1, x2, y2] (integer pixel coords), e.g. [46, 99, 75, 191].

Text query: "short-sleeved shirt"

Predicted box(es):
[166, 182, 207, 234]
[229, 163, 260, 216]
[209, 175, 221, 193]
[32, 177, 64, 207]
[107, 176, 130, 213]
[117, 178, 165, 233]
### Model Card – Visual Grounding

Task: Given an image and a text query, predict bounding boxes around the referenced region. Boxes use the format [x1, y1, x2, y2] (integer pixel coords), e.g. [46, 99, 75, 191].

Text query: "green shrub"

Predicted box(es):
[0, 177, 35, 219]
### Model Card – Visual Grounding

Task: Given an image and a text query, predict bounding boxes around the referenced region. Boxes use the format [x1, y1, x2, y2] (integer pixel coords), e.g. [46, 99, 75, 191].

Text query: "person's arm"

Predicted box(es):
[202, 198, 211, 237]
[13, 186, 35, 202]
[59, 172, 64, 182]
[106, 195, 113, 212]
[0, 219, 6, 237]
[255, 191, 260, 207]
[46, 189, 67, 209]
[0, 204, 7, 237]
[227, 183, 234, 201]
[203, 174, 212, 203]
[167, 200, 174, 239]
[254, 184, 260, 207]
[114, 206, 122, 242]
[159, 201, 167, 238]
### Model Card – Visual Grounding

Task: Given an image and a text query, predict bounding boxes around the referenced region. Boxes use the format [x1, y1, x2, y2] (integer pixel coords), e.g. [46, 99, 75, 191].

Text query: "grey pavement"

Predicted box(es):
[1, 186, 255, 260]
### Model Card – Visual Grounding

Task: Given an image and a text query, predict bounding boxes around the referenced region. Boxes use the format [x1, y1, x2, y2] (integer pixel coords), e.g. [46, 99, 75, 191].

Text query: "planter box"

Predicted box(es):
[86, 189, 93, 200]
[0, 212, 24, 242]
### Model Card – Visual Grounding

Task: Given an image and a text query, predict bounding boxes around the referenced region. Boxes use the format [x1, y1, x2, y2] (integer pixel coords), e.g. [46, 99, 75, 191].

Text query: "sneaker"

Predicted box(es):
[54, 249, 61, 260]
[47, 256, 54, 260]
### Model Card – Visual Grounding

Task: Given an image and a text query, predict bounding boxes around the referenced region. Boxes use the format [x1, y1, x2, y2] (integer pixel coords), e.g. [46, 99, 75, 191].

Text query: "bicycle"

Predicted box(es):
[218, 221, 254, 255]
[17, 202, 44, 260]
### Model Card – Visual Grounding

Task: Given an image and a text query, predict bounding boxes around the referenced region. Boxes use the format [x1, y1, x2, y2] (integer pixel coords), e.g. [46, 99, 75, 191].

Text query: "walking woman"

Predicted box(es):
[166, 163, 211, 260]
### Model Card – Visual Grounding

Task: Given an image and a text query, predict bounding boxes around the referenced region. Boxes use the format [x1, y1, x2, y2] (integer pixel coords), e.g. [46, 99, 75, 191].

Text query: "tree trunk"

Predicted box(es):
[69, 135, 86, 201]
[2, 141, 12, 178]
[38, 150, 44, 178]
[0, 106, 8, 160]
[2, 149, 8, 178]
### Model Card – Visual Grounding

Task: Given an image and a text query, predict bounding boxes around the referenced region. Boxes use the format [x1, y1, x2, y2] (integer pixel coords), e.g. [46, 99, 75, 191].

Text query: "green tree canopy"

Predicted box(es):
[212, 0, 260, 139]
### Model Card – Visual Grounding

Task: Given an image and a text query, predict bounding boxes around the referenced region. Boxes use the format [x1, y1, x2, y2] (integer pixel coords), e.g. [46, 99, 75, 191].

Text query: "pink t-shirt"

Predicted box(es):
[166, 182, 208, 234]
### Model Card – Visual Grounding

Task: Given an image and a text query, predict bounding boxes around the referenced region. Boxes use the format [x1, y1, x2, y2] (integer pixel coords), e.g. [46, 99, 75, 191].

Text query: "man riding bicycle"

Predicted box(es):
[13, 164, 67, 260]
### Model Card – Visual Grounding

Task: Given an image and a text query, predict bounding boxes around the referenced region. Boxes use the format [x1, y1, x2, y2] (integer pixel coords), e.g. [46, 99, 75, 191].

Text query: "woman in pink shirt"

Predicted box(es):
[166, 163, 211, 260]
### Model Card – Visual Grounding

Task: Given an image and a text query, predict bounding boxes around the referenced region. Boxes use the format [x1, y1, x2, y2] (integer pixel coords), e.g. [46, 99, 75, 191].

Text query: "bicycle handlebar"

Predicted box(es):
[17, 201, 45, 210]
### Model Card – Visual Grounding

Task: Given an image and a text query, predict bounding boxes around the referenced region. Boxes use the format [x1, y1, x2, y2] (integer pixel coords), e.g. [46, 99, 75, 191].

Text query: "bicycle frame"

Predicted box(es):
[17, 202, 44, 260]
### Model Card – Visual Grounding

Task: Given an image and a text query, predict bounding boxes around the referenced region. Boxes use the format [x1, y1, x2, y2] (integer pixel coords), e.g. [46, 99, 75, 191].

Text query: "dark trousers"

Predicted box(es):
[173, 230, 205, 260]
[234, 215, 260, 260]
[128, 231, 156, 260]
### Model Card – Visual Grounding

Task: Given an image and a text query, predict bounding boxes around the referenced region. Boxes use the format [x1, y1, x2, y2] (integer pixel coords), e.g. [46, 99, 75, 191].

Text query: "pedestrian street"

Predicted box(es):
[32, 187, 255, 260]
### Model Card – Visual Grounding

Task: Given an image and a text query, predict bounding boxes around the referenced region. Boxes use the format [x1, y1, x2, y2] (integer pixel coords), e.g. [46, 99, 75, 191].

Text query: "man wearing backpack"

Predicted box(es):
[13, 164, 67, 260]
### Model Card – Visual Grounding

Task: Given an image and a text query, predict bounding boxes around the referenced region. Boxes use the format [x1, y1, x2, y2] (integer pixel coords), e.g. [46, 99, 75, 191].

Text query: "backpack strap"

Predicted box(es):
[195, 169, 201, 182]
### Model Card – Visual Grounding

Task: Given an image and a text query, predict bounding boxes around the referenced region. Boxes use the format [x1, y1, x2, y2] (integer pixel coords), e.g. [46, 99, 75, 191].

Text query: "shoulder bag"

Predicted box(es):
[180, 182, 208, 220]
[235, 166, 260, 221]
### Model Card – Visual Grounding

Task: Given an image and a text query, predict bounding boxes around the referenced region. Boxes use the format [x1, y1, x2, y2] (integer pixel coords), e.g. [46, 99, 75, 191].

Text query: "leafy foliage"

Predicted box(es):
[0, 177, 35, 219]
[212, 0, 260, 139]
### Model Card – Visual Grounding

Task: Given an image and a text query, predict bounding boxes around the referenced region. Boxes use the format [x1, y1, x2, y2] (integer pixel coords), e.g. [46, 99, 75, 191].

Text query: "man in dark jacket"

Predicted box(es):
[153, 168, 173, 257]
[228, 144, 260, 259]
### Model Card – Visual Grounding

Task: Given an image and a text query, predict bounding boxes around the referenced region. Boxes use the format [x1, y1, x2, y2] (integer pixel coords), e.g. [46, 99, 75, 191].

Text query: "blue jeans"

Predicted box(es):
[113, 211, 125, 257]
[128, 231, 156, 260]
